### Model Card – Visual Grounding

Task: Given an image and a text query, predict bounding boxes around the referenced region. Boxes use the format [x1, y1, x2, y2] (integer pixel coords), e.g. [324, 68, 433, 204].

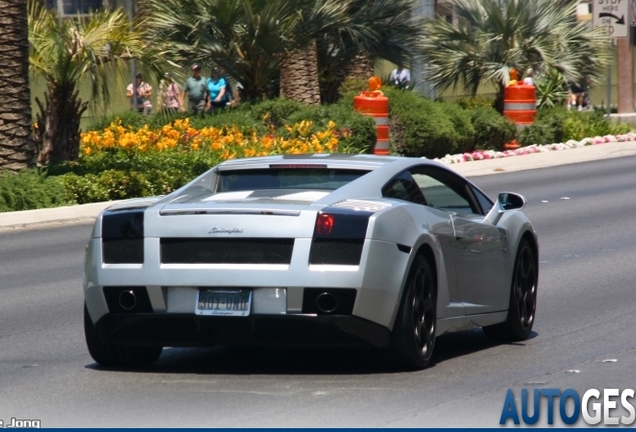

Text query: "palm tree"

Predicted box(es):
[146, 0, 425, 105]
[0, 0, 35, 171]
[146, 0, 297, 101]
[28, 0, 162, 165]
[279, 0, 349, 105]
[316, 0, 425, 103]
[421, 0, 610, 112]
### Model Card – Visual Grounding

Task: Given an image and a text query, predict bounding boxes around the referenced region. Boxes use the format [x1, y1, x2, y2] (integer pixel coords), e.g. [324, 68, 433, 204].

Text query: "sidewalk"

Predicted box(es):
[1, 140, 635, 231]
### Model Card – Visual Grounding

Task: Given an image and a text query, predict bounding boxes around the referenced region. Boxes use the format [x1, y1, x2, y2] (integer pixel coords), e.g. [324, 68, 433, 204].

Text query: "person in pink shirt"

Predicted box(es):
[126, 73, 153, 115]
[158, 72, 181, 114]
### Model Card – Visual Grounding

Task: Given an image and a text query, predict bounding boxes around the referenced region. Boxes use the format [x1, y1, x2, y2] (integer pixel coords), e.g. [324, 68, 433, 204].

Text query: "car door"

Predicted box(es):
[409, 166, 510, 315]
[381, 170, 460, 306]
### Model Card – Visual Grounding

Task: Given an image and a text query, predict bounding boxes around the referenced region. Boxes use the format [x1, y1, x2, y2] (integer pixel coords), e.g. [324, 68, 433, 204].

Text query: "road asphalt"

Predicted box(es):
[1, 140, 635, 231]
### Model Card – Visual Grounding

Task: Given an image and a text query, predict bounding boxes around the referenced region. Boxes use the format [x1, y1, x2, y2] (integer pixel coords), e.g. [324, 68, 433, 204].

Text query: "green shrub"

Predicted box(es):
[455, 96, 496, 110]
[562, 110, 631, 141]
[57, 162, 209, 205]
[535, 70, 569, 109]
[608, 122, 633, 135]
[0, 169, 73, 212]
[337, 78, 370, 103]
[469, 106, 517, 151]
[250, 98, 307, 129]
[382, 88, 457, 158]
[518, 107, 631, 146]
[58, 173, 113, 204]
[189, 109, 264, 134]
[517, 123, 555, 147]
[438, 102, 475, 153]
[55, 148, 219, 181]
[86, 110, 149, 131]
[326, 105, 376, 154]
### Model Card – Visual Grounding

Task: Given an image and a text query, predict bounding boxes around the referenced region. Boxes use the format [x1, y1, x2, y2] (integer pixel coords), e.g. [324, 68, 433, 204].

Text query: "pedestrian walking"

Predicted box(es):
[180, 65, 208, 115]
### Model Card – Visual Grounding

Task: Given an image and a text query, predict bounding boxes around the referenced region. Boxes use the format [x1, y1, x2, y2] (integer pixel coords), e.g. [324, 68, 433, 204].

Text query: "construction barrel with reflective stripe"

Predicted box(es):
[353, 90, 390, 155]
[503, 84, 537, 128]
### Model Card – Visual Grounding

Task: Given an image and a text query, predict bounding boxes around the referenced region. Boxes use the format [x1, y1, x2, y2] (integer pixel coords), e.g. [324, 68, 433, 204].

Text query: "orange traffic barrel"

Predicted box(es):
[503, 85, 537, 127]
[353, 90, 390, 155]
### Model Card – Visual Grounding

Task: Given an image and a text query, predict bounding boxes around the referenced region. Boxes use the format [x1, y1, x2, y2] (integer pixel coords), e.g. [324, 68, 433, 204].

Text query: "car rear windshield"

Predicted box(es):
[218, 168, 370, 192]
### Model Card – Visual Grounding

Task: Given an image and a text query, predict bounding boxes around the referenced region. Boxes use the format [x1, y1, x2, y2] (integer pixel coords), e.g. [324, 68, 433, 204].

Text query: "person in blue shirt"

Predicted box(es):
[206, 67, 228, 112]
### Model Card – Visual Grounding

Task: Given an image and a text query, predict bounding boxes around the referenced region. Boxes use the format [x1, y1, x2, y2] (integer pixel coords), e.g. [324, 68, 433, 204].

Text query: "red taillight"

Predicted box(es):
[315, 214, 335, 236]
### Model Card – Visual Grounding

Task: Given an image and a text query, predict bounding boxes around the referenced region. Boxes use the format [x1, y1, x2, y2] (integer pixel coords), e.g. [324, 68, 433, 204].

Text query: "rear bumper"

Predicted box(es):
[85, 236, 412, 330]
[94, 313, 392, 349]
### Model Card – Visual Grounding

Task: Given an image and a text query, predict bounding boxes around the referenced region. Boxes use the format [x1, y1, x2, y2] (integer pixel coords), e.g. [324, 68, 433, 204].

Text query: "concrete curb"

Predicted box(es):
[447, 140, 636, 178]
[0, 201, 118, 231]
[1, 140, 635, 231]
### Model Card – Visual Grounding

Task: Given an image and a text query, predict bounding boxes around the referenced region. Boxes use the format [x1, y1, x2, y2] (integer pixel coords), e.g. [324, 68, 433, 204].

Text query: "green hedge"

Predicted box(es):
[0, 170, 72, 212]
[53, 151, 224, 204]
[438, 103, 475, 154]
[470, 106, 517, 151]
[519, 108, 632, 147]
[380, 88, 515, 157]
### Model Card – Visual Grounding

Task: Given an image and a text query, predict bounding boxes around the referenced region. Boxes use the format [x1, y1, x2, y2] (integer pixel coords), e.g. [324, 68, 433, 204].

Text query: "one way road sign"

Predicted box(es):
[594, 0, 629, 38]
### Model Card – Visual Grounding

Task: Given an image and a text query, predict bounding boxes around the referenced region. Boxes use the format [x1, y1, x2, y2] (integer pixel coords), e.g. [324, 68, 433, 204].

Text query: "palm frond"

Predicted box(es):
[421, 0, 610, 98]
[28, 0, 165, 110]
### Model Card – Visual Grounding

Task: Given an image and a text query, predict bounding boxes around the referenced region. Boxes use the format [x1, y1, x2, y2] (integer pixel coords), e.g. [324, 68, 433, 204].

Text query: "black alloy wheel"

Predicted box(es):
[84, 304, 163, 368]
[390, 254, 437, 370]
[483, 239, 537, 341]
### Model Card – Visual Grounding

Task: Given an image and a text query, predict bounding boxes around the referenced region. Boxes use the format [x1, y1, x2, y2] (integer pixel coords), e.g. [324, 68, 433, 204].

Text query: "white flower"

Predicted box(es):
[437, 132, 635, 166]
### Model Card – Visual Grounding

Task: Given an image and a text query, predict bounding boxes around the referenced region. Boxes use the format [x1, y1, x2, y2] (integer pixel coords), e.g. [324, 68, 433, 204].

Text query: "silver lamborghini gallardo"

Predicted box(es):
[83, 154, 538, 370]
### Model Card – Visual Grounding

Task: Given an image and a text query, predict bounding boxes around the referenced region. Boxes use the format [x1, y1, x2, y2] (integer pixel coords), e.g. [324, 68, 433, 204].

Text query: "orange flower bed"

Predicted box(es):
[80, 118, 340, 160]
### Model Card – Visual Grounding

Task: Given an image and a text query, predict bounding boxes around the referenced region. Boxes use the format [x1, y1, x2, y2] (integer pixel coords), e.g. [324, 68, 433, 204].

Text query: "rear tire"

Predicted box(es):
[390, 254, 437, 370]
[483, 239, 537, 342]
[84, 304, 162, 368]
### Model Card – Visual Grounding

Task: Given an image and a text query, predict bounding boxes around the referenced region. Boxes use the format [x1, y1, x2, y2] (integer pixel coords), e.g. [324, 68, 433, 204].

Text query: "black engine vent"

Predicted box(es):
[103, 238, 144, 264]
[161, 238, 294, 264]
[309, 239, 364, 265]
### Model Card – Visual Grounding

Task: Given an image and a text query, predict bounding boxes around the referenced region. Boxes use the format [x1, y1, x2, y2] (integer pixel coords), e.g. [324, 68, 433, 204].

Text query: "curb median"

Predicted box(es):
[0, 201, 119, 231]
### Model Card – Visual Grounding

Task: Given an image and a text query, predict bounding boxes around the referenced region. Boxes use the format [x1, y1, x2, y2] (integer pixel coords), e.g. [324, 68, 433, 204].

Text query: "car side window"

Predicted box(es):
[382, 171, 427, 205]
[472, 187, 494, 214]
[409, 166, 481, 215]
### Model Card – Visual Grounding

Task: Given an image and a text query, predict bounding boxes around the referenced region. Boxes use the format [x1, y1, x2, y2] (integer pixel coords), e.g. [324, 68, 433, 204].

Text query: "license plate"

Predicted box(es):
[196, 289, 252, 316]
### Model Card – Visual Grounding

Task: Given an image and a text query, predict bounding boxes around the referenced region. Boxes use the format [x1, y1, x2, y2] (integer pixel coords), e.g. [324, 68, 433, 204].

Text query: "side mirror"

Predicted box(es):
[498, 192, 526, 211]
[484, 192, 526, 225]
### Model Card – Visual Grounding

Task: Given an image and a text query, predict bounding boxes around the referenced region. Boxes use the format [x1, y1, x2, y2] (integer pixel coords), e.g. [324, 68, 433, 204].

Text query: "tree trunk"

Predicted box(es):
[342, 53, 375, 81]
[495, 84, 505, 114]
[35, 82, 88, 165]
[280, 39, 321, 106]
[319, 52, 375, 104]
[0, 0, 35, 171]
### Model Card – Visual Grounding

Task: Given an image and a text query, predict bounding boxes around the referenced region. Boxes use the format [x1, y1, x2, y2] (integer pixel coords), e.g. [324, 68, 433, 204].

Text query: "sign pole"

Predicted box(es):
[593, 0, 630, 116]
[606, 48, 612, 117]
[127, 0, 137, 111]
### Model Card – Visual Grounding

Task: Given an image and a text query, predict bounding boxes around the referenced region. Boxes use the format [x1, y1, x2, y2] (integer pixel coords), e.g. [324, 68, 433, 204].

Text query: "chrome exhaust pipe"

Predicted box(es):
[119, 290, 137, 311]
[316, 292, 339, 314]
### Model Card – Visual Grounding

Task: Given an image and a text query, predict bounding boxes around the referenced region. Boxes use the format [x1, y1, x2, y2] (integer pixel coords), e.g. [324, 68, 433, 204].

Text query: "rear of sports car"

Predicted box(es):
[83, 157, 413, 366]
